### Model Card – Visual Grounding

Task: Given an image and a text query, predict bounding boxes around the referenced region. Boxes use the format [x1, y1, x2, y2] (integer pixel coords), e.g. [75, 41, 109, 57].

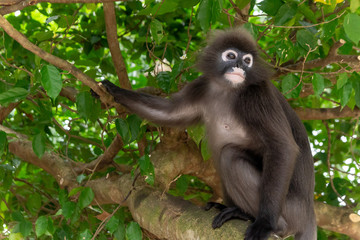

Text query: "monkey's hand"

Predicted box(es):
[244, 217, 272, 240]
[90, 80, 120, 99]
[99, 80, 121, 96]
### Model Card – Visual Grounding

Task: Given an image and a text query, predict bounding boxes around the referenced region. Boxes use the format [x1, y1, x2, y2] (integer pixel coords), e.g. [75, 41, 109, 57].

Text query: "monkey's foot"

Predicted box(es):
[245, 217, 272, 240]
[211, 207, 255, 229]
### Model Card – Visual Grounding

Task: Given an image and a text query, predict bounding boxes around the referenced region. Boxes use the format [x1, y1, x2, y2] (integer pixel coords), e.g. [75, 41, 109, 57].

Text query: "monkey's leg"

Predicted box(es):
[209, 145, 261, 229]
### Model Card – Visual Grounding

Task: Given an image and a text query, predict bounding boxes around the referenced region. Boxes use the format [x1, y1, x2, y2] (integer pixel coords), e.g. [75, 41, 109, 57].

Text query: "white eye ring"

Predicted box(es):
[243, 54, 253, 67]
[222, 49, 238, 62]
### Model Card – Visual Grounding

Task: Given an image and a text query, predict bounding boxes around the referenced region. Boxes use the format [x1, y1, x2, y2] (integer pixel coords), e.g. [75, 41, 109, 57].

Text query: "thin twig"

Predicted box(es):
[323, 121, 348, 206]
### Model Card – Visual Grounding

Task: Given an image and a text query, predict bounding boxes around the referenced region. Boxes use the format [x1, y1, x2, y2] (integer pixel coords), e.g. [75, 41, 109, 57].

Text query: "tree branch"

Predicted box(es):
[72, 134, 129, 174]
[0, 102, 19, 123]
[295, 107, 360, 120]
[103, 2, 132, 89]
[277, 40, 360, 76]
[315, 201, 360, 240]
[2, 124, 360, 239]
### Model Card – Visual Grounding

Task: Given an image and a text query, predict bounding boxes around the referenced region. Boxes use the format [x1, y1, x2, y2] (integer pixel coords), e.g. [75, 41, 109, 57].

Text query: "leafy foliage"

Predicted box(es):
[0, 0, 359, 239]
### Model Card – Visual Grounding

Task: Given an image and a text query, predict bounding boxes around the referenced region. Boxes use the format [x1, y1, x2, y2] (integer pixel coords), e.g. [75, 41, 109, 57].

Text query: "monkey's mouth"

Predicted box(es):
[225, 67, 245, 85]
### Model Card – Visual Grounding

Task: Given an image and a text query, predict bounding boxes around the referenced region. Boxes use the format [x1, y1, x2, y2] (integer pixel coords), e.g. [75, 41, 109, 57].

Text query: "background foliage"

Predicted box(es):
[0, 0, 360, 239]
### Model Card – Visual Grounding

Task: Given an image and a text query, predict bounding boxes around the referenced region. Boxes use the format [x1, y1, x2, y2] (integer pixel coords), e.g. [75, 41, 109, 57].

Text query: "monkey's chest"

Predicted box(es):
[203, 109, 249, 150]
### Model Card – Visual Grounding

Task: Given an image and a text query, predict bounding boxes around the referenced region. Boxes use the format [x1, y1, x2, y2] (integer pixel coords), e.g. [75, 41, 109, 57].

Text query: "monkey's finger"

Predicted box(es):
[204, 202, 227, 211]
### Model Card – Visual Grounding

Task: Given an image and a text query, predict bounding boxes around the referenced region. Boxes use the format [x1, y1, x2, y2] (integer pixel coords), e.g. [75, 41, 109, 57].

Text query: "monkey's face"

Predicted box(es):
[220, 48, 253, 86]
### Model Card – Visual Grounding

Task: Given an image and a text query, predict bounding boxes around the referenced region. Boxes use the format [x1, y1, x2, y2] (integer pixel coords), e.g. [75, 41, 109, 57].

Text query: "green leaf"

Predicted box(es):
[78, 187, 94, 209]
[350, 72, 360, 108]
[321, 15, 338, 40]
[298, 3, 317, 23]
[179, 0, 200, 8]
[258, 0, 283, 16]
[114, 224, 126, 240]
[127, 114, 145, 142]
[35, 216, 48, 237]
[187, 125, 205, 146]
[200, 138, 211, 161]
[340, 82, 353, 107]
[62, 201, 76, 220]
[8, 232, 23, 240]
[19, 219, 33, 237]
[197, 0, 222, 31]
[337, 73, 348, 89]
[281, 74, 302, 99]
[12, 211, 24, 222]
[115, 118, 131, 144]
[138, 154, 155, 185]
[126, 222, 142, 240]
[176, 175, 189, 195]
[236, 0, 251, 10]
[156, 71, 173, 93]
[0, 131, 7, 157]
[350, 0, 360, 12]
[79, 229, 92, 240]
[40, 65, 62, 100]
[69, 186, 84, 197]
[0, 87, 28, 106]
[343, 13, 360, 44]
[150, 19, 163, 44]
[34, 31, 54, 41]
[274, 3, 296, 26]
[312, 73, 325, 96]
[296, 29, 317, 50]
[32, 133, 46, 158]
[76, 174, 87, 184]
[76, 91, 101, 122]
[153, 1, 178, 15]
[106, 215, 120, 234]
[26, 192, 42, 213]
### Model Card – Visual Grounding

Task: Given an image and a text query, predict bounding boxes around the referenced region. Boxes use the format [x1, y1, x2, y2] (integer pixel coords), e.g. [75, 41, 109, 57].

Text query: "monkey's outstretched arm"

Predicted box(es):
[99, 80, 204, 127]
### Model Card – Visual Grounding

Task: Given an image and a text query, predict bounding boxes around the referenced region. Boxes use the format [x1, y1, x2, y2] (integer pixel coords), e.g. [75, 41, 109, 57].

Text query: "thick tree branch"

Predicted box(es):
[295, 107, 360, 120]
[103, 2, 132, 89]
[2, 124, 360, 239]
[315, 201, 360, 240]
[0, 125, 78, 189]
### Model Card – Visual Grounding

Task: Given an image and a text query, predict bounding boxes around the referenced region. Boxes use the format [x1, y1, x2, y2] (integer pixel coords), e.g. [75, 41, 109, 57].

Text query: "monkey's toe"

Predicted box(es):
[211, 207, 255, 229]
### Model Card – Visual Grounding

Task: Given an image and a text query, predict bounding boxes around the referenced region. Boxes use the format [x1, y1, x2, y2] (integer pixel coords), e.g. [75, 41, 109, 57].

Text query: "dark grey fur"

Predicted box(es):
[95, 28, 316, 240]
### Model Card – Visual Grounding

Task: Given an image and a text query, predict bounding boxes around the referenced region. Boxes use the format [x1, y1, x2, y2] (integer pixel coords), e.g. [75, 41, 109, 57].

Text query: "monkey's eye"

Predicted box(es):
[244, 57, 251, 64]
[222, 50, 238, 62]
[227, 52, 236, 60]
[242, 54, 253, 67]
